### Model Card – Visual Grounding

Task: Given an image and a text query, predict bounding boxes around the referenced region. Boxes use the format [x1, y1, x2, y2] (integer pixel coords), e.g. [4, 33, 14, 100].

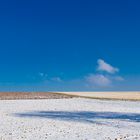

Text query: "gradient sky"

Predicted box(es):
[0, 0, 140, 91]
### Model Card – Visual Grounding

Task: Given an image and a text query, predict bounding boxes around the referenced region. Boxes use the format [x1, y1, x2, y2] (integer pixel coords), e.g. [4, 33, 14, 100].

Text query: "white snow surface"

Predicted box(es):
[0, 98, 140, 140]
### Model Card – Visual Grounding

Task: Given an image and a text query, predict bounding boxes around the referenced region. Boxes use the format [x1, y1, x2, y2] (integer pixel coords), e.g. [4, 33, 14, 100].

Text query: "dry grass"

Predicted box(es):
[0, 92, 74, 100]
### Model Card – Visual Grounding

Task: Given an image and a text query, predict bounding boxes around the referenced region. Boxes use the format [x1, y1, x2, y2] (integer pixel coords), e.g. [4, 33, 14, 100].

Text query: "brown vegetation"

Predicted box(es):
[0, 92, 74, 100]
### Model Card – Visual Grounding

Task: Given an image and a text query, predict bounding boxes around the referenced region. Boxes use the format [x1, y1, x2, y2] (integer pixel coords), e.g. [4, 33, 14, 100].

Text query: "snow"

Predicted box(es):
[0, 98, 140, 140]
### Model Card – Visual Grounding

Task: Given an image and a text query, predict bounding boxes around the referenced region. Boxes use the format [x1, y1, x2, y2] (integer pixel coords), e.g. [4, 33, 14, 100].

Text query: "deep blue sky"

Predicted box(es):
[0, 0, 140, 91]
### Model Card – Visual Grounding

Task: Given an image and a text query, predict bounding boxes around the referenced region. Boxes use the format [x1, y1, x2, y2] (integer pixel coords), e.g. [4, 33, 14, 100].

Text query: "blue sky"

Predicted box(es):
[0, 0, 140, 91]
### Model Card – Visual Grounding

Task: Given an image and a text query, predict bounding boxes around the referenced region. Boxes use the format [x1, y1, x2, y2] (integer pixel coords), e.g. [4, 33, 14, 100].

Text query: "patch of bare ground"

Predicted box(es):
[0, 92, 74, 100]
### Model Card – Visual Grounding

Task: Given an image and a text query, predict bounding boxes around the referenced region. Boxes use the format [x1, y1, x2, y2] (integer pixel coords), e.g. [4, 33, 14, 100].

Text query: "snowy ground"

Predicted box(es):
[0, 98, 140, 140]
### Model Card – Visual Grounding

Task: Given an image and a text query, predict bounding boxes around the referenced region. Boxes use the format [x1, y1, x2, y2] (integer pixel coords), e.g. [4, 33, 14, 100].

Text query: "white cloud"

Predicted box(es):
[71, 59, 124, 89]
[39, 72, 44, 77]
[39, 72, 48, 78]
[38, 73, 62, 83]
[51, 77, 62, 82]
[114, 76, 124, 81]
[36, 59, 123, 90]
[97, 59, 119, 74]
[85, 74, 111, 87]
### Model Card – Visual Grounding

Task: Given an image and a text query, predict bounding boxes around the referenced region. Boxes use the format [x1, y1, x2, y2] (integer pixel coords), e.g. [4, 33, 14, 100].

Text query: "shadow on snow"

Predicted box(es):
[13, 111, 140, 124]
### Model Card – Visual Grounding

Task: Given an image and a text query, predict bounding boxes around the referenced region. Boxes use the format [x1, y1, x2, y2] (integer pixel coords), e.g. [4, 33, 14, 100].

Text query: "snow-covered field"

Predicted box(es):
[0, 98, 140, 140]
